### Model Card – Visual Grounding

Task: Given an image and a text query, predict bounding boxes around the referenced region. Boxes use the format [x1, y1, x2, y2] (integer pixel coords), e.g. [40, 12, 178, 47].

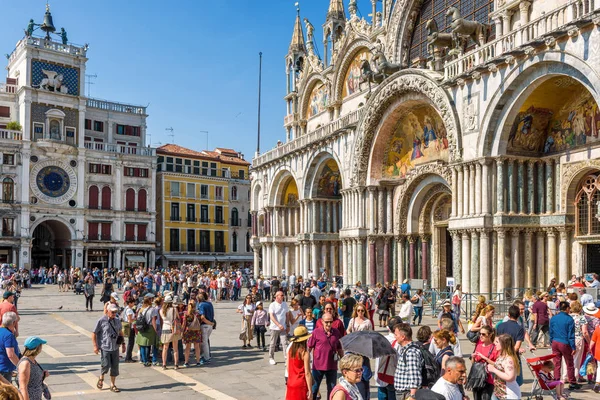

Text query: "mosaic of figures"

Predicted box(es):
[343, 50, 372, 98]
[383, 104, 449, 178]
[307, 83, 329, 118]
[282, 178, 299, 206]
[317, 159, 341, 198]
[508, 78, 600, 154]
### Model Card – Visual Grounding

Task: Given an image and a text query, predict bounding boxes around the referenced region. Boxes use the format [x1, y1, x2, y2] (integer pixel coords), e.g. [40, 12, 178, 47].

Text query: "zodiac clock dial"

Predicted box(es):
[30, 161, 77, 204]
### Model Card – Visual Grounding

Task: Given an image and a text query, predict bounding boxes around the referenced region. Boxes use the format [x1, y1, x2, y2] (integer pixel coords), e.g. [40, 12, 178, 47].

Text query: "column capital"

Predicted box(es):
[395, 235, 406, 244]
[544, 158, 555, 166]
[407, 235, 416, 244]
[523, 228, 535, 237]
[469, 230, 479, 238]
[420, 234, 430, 242]
[495, 228, 507, 238]
[461, 231, 470, 239]
[478, 228, 490, 238]
[536, 230, 546, 238]
[519, 1, 532, 11]
[368, 186, 377, 193]
[501, 9, 514, 19]
[544, 227, 556, 236]
[517, 158, 526, 165]
[510, 228, 521, 237]
[368, 237, 377, 245]
[557, 226, 572, 238]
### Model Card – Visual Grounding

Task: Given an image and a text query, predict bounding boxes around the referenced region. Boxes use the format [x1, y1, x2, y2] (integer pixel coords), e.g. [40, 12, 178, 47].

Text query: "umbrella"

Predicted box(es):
[340, 330, 396, 358]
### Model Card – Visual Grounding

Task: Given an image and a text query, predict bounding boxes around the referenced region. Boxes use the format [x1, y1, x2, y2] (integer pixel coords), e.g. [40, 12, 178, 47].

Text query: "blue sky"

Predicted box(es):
[1, 0, 375, 162]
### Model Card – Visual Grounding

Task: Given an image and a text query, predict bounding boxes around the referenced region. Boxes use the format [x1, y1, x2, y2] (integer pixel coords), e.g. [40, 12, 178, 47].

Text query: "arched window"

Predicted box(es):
[101, 186, 112, 210]
[246, 232, 251, 252]
[2, 178, 13, 203]
[138, 189, 147, 212]
[575, 174, 600, 236]
[125, 188, 135, 211]
[232, 186, 238, 200]
[88, 185, 99, 209]
[231, 207, 239, 226]
[232, 232, 238, 252]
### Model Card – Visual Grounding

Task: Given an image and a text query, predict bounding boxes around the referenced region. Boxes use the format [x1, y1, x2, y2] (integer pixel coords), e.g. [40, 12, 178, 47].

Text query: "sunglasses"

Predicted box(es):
[357, 309, 365, 312]
[323, 320, 333, 324]
[350, 368, 363, 373]
[480, 333, 489, 337]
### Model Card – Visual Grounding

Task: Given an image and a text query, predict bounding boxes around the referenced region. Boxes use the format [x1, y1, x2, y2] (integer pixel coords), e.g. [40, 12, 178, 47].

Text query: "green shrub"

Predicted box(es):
[5, 121, 21, 131]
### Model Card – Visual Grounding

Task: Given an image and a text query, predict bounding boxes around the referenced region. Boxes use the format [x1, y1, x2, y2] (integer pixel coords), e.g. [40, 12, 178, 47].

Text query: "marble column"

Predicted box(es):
[302, 242, 309, 279]
[482, 160, 490, 215]
[409, 236, 416, 279]
[555, 162, 561, 213]
[518, 160, 525, 214]
[369, 188, 376, 233]
[330, 242, 337, 277]
[469, 164, 476, 216]
[546, 159, 554, 214]
[320, 201, 325, 233]
[496, 159, 504, 214]
[284, 246, 290, 275]
[369, 238, 377, 286]
[384, 238, 390, 284]
[537, 161, 545, 214]
[527, 160, 535, 214]
[421, 235, 429, 283]
[496, 229, 507, 291]
[352, 239, 359, 285]
[378, 188, 385, 235]
[357, 239, 365, 284]
[464, 164, 471, 216]
[547, 229, 557, 283]
[511, 229, 521, 288]
[253, 246, 261, 278]
[536, 231, 545, 288]
[507, 159, 516, 213]
[475, 162, 482, 215]
[332, 202, 338, 232]
[299, 202, 305, 233]
[321, 242, 328, 276]
[327, 201, 333, 233]
[452, 167, 458, 217]
[457, 166, 464, 217]
[558, 228, 569, 284]
[386, 188, 393, 234]
[480, 230, 490, 294]
[461, 231, 471, 292]
[471, 230, 480, 293]
[311, 241, 318, 278]
[295, 244, 301, 276]
[312, 201, 318, 233]
[342, 240, 348, 283]
[519, 229, 531, 288]
[451, 232, 462, 285]
[397, 236, 406, 284]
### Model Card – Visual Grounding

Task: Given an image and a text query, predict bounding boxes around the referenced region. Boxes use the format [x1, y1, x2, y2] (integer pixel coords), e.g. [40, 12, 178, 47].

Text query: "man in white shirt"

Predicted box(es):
[268, 290, 289, 365]
[580, 288, 594, 307]
[330, 281, 340, 299]
[310, 281, 322, 300]
[431, 356, 467, 400]
[399, 293, 414, 322]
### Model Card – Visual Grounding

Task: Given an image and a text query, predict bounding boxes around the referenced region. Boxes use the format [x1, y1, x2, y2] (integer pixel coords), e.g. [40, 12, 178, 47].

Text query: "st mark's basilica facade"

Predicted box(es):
[250, 0, 600, 293]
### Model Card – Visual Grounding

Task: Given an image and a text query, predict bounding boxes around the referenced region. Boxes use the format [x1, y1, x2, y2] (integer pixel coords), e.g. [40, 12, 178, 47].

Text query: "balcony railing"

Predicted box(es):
[0, 84, 16, 94]
[125, 236, 136, 242]
[84, 141, 155, 156]
[86, 98, 146, 115]
[0, 130, 22, 141]
[444, 1, 600, 81]
[253, 108, 364, 167]
[199, 218, 211, 223]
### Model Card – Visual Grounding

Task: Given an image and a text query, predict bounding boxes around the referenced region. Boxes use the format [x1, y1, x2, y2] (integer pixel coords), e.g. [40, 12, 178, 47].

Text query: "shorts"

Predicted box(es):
[100, 349, 120, 377]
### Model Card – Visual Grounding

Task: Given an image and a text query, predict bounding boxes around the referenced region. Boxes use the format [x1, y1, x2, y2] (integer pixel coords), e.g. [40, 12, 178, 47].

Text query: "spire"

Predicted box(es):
[327, 0, 346, 21]
[289, 6, 306, 54]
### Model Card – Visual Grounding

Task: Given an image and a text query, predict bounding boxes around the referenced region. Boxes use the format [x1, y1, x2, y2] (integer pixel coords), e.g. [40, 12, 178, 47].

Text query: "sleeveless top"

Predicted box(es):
[17, 357, 44, 400]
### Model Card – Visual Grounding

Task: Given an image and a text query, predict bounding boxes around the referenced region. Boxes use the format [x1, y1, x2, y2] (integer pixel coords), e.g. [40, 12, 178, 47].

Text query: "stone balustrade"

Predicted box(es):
[0, 129, 22, 141]
[84, 141, 155, 156]
[86, 98, 146, 115]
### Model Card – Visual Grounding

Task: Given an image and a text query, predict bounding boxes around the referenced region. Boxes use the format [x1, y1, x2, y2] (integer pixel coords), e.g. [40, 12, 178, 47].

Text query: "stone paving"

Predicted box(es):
[13, 285, 600, 399]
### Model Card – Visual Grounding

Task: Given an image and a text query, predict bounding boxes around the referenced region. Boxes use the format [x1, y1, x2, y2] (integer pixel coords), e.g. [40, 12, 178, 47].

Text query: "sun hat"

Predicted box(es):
[144, 293, 155, 299]
[256, 301, 262, 306]
[540, 292, 549, 298]
[584, 304, 599, 315]
[403, 279, 409, 284]
[110, 292, 119, 300]
[164, 294, 174, 303]
[442, 300, 452, 307]
[368, 289, 375, 296]
[24, 336, 47, 350]
[107, 304, 119, 312]
[290, 326, 311, 343]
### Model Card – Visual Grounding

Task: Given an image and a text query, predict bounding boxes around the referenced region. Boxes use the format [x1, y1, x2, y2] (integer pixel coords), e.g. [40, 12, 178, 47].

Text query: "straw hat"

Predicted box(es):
[584, 304, 599, 315]
[290, 326, 311, 343]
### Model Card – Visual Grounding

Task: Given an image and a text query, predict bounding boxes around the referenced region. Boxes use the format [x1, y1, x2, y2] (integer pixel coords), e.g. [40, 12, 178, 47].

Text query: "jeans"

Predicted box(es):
[377, 384, 396, 400]
[140, 346, 151, 363]
[412, 307, 423, 325]
[531, 323, 550, 345]
[0, 371, 12, 384]
[311, 369, 337, 400]
[152, 345, 159, 363]
[85, 295, 94, 310]
[343, 316, 351, 330]
[201, 324, 213, 360]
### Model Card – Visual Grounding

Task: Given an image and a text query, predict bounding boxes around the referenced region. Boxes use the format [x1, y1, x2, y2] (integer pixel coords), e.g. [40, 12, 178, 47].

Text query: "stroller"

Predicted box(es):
[74, 280, 84, 295]
[525, 354, 559, 400]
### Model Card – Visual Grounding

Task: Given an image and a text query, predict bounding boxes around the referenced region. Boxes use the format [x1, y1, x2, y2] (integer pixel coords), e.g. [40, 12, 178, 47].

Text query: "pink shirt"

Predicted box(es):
[307, 327, 342, 371]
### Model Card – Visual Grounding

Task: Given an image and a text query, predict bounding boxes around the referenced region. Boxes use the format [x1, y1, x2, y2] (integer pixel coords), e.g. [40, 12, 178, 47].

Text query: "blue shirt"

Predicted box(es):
[143, 276, 153, 290]
[549, 311, 576, 350]
[197, 301, 214, 323]
[400, 283, 411, 295]
[0, 327, 19, 372]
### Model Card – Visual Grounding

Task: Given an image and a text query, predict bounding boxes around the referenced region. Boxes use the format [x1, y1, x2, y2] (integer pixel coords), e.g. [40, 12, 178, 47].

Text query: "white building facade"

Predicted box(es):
[0, 7, 156, 270]
[251, 0, 600, 292]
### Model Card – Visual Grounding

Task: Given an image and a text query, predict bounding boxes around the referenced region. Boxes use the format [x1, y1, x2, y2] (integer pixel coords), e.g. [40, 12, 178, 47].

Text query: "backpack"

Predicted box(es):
[402, 343, 441, 388]
[377, 339, 398, 385]
[135, 308, 150, 333]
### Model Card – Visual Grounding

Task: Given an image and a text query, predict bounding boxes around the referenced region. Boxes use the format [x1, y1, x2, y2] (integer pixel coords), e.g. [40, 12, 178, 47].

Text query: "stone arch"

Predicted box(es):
[403, 173, 451, 234]
[299, 74, 329, 121]
[303, 150, 345, 199]
[30, 217, 76, 241]
[386, 0, 421, 65]
[418, 185, 452, 234]
[332, 39, 372, 102]
[352, 70, 462, 187]
[268, 168, 300, 207]
[252, 182, 263, 212]
[479, 55, 600, 157]
[562, 161, 600, 215]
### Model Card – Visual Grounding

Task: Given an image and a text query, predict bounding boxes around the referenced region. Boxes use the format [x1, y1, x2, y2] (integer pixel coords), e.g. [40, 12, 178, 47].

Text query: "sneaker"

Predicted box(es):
[569, 383, 582, 390]
[153, 362, 160, 366]
[183, 363, 189, 368]
[199, 359, 205, 366]
[594, 384, 600, 393]
[269, 358, 276, 365]
[242, 345, 247, 349]
[247, 344, 252, 349]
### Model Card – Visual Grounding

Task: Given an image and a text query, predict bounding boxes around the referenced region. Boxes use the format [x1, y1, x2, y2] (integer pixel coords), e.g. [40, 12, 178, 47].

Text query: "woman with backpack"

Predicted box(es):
[432, 329, 456, 373]
[182, 299, 202, 367]
[135, 294, 158, 367]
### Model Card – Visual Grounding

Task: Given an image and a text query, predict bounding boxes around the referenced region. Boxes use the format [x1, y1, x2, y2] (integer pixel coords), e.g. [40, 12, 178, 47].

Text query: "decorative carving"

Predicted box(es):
[545, 37, 557, 48]
[593, 15, 600, 26]
[560, 159, 600, 211]
[372, 47, 402, 79]
[505, 55, 515, 65]
[523, 46, 536, 57]
[463, 96, 478, 132]
[472, 71, 481, 80]
[418, 185, 451, 233]
[488, 64, 498, 73]
[39, 69, 69, 93]
[352, 71, 462, 187]
[568, 27, 580, 37]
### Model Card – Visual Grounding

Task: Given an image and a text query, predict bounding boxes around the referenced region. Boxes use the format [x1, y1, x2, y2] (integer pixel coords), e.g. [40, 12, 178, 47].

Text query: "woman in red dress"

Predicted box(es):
[286, 326, 313, 400]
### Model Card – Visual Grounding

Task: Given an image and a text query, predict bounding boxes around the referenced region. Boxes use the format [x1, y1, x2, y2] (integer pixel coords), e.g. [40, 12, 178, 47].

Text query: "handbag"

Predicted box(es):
[108, 319, 125, 345]
[465, 344, 494, 390]
[466, 330, 480, 343]
[188, 315, 201, 331]
[33, 360, 51, 400]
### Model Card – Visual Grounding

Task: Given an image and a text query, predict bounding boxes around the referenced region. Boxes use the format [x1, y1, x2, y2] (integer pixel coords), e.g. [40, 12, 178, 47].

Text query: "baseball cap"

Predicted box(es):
[144, 293, 155, 299]
[2, 291, 15, 299]
[24, 336, 47, 350]
[110, 292, 119, 300]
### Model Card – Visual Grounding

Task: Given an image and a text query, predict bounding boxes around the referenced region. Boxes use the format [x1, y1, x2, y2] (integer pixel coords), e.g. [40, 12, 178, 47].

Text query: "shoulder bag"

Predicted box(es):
[188, 314, 201, 331]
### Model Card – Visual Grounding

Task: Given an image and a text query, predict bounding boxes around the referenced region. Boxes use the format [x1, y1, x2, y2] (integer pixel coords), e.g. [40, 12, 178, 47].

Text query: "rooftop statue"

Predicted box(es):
[304, 18, 314, 45]
[446, 6, 488, 48]
[25, 19, 39, 37]
[426, 19, 453, 56]
[59, 28, 68, 45]
[372, 48, 401, 78]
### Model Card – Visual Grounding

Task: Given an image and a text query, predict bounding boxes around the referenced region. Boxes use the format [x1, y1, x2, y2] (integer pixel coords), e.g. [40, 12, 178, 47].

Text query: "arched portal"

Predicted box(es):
[31, 219, 73, 269]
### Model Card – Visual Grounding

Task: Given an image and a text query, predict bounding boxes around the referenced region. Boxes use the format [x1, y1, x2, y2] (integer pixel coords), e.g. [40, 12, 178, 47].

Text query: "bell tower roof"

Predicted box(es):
[288, 8, 306, 54]
[327, 0, 346, 21]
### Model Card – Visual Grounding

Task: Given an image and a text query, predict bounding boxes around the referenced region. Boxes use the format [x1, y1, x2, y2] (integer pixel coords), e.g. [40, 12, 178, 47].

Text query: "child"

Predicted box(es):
[539, 360, 568, 400]
[299, 306, 315, 334]
[250, 301, 268, 351]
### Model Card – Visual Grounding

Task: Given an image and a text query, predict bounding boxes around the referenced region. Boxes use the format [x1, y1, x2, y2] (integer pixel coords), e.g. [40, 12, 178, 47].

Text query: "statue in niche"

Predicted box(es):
[426, 19, 453, 56]
[446, 7, 488, 49]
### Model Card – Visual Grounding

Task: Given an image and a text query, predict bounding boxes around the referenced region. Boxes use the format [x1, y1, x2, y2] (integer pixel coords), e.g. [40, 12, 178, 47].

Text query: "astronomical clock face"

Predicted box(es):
[30, 161, 77, 204]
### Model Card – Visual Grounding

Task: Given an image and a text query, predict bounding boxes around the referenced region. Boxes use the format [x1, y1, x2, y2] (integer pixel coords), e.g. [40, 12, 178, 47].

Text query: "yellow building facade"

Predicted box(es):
[156, 145, 252, 269]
